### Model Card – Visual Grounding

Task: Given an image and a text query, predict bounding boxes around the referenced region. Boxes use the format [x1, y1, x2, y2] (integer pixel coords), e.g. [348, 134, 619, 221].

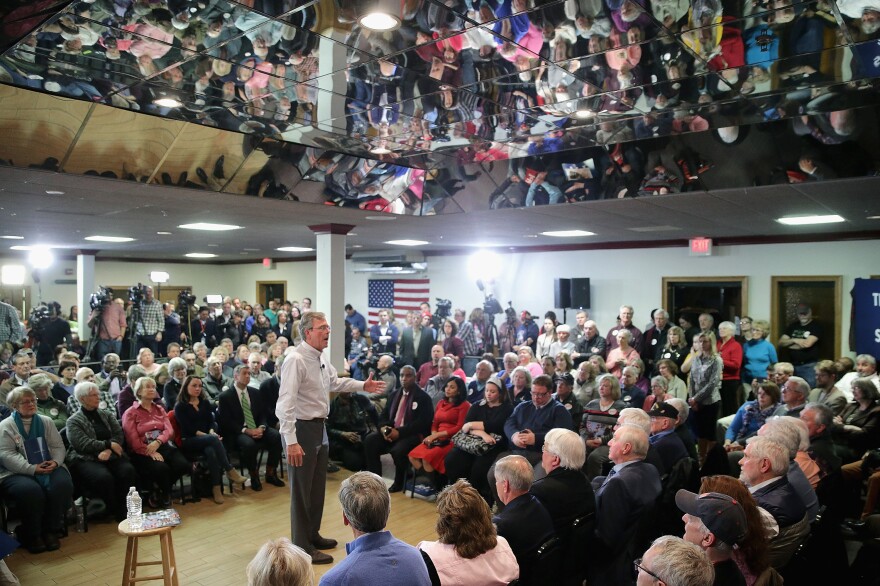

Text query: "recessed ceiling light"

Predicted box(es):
[207, 244, 219, 247]
[84, 235, 135, 242]
[351, 244, 363, 249]
[575, 110, 594, 118]
[385, 239, 428, 246]
[10, 244, 54, 251]
[540, 230, 596, 237]
[45, 190, 64, 195]
[524, 234, 538, 238]
[157, 231, 172, 235]
[178, 223, 242, 231]
[359, 11, 401, 31]
[185, 253, 217, 258]
[0, 235, 24, 240]
[776, 215, 845, 226]
[866, 215, 880, 220]
[365, 216, 396, 221]
[276, 247, 314, 252]
[154, 97, 182, 108]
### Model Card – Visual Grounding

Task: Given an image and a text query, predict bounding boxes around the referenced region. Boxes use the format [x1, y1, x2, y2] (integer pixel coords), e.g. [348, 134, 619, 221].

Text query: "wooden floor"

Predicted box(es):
[6, 473, 439, 585]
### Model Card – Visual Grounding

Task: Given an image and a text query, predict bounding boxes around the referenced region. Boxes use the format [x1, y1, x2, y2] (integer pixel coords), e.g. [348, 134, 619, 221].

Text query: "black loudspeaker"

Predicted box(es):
[570, 278, 591, 309]
[554, 278, 571, 308]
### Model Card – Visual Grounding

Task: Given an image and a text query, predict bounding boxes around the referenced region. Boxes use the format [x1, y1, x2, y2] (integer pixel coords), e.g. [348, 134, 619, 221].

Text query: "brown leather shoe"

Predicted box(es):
[310, 550, 333, 565]
[312, 536, 337, 550]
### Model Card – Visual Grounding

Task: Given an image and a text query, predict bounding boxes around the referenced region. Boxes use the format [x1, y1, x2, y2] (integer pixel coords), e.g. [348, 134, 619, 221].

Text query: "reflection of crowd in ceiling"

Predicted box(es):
[0, 0, 879, 214]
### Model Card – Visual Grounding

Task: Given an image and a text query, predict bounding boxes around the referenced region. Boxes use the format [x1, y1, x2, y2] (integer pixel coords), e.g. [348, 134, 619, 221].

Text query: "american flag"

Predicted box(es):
[367, 279, 430, 325]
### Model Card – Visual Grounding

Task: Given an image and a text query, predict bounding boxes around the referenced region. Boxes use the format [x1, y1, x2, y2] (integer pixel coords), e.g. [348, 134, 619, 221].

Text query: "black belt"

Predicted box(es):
[301, 418, 326, 423]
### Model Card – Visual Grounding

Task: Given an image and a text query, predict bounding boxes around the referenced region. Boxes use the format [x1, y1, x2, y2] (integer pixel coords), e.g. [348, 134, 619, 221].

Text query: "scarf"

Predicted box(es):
[13, 411, 50, 488]
[737, 401, 777, 442]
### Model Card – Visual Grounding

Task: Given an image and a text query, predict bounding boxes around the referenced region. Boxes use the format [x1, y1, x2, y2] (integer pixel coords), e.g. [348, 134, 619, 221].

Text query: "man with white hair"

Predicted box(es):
[467, 360, 494, 404]
[758, 417, 819, 521]
[643, 309, 671, 373]
[780, 376, 809, 418]
[837, 354, 879, 400]
[530, 428, 595, 536]
[425, 356, 454, 407]
[739, 436, 807, 528]
[636, 535, 715, 586]
[573, 319, 606, 362]
[590, 426, 662, 585]
[605, 305, 643, 355]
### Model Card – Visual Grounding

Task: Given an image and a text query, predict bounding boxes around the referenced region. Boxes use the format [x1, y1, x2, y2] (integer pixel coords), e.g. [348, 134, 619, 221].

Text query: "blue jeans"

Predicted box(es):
[794, 362, 817, 389]
[95, 339, 122, 362]
[182, 435, 231, 486]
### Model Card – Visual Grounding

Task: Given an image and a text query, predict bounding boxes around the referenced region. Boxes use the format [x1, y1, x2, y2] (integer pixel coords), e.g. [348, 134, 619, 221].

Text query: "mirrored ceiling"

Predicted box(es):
[1, 0, 879, 215]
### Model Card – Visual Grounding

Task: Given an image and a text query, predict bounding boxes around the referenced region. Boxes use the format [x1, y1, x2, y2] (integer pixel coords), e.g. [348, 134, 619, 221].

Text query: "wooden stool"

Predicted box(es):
[117, 520, 179, 585]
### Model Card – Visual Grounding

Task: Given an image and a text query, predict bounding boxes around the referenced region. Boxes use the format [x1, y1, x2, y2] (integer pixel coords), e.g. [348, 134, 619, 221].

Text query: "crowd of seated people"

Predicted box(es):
[330, 300, 879, 582]
[2, 293, 880, 584]
[0, 297, 313, 555]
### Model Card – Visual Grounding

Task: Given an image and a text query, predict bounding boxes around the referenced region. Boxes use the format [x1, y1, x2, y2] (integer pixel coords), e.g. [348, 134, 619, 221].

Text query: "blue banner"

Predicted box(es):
[853, 278, 880, 356]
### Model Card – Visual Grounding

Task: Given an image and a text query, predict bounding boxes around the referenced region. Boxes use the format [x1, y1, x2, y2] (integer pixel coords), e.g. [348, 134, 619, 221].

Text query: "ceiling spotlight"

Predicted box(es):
[28, 246, 54, 269]
[85, 235, 135, 242]
[157, 231, 172, 235]
[359, 6, 401, 31]
[178, 223, 242, 231]
[276, 247, 315, 252]
[154, 97, 183, 108]
[185, 253, 218, 258]
[0, 235, 24, 240]
[776, 215, 845, 226]
[45, 190, 65, 195]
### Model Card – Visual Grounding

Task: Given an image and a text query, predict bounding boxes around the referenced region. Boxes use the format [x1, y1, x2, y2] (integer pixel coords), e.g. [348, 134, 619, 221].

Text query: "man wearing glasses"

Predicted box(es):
[635, 535, 714, 586]
[277, 311, 386, 565]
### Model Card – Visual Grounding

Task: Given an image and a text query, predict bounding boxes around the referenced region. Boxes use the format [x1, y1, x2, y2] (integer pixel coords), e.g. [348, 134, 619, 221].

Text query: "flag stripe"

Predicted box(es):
[367, 279, 431, 326]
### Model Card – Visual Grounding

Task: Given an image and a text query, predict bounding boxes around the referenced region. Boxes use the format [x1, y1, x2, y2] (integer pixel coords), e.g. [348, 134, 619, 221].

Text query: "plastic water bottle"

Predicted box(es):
[127, 487, 142, 531]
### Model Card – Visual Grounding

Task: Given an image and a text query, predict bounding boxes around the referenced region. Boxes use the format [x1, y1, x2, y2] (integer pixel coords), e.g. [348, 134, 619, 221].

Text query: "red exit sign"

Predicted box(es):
[689, 237, 713, 256]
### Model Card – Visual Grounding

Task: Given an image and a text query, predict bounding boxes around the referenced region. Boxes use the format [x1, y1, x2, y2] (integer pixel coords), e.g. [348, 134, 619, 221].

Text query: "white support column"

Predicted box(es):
[76, 251, 97, 342]
[309, 224, 354, 370]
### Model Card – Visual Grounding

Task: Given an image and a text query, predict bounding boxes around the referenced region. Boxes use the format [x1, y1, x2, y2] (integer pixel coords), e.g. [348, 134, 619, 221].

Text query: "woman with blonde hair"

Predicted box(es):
[246, 538, 313, 586]
[418, 479, 518, 585]
[685, 332, 723, 465]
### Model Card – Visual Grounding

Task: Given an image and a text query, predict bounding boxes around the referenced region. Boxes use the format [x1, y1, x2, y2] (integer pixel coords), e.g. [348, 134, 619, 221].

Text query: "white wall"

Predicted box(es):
[3, 238, 878, 356]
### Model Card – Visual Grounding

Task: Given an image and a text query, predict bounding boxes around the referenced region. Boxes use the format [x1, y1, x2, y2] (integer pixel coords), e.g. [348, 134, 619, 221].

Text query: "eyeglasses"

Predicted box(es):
[309, 325, 331, 332]
[633, 558, 663, 582]
[18, 399, 37, 406]
[531, 391, 550, 398]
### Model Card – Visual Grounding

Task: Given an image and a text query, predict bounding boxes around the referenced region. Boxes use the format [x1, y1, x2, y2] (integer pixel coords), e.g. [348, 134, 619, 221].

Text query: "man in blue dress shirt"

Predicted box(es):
[319, 472, 430, 586]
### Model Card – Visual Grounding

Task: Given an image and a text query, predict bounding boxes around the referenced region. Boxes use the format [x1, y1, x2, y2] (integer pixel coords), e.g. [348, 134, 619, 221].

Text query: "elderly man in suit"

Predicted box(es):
[530, 428, 595, 537]
[590, 425, 662, 586]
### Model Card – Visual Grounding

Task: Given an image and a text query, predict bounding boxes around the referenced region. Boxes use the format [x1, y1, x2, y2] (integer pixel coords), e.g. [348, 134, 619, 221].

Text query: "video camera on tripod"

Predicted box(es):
[89, 286, 112, 311]
[128, 284, 147, 304]
[432, 298, 452, 330]
[28, 305, 51, 335]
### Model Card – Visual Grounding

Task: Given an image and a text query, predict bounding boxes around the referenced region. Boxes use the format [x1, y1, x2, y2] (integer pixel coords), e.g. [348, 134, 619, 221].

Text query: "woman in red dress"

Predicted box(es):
[408, 376, 469, 487]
